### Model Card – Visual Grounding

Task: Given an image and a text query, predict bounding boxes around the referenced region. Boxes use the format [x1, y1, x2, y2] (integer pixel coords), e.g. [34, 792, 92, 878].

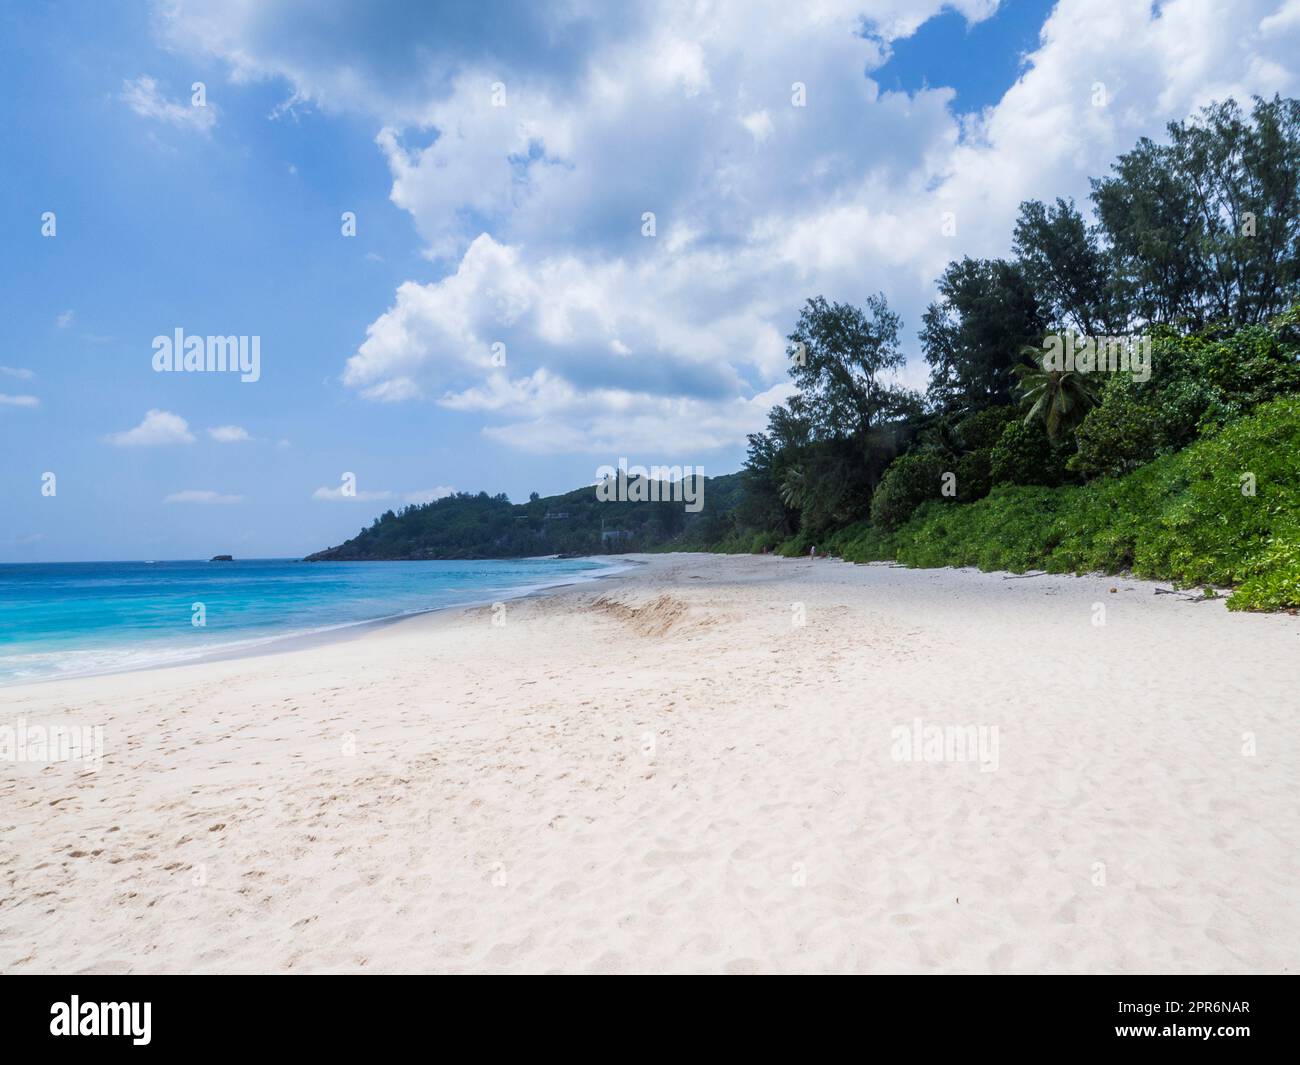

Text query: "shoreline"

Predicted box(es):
[5, 552, 1299, 973]
[0, 556, 643, 690]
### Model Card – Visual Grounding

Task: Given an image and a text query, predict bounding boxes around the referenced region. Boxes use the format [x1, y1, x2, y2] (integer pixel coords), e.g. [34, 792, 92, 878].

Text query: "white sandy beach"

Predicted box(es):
[2, 553, 1298, 974]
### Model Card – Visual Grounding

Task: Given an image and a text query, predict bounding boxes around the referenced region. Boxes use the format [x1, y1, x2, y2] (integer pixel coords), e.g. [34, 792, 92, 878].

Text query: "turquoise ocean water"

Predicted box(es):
[0, 557, 623, 685]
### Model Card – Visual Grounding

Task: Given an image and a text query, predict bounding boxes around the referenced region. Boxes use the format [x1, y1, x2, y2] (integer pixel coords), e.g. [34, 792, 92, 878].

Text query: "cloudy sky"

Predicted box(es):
[3, 0, 1300, 560]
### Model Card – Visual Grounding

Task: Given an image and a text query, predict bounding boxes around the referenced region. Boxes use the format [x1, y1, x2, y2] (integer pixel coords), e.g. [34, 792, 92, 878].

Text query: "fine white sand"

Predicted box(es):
[3, 553, 1299, 974]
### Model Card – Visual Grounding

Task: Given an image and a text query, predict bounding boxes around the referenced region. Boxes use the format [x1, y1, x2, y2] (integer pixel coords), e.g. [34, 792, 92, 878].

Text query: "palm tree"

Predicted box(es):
[779, 466, 808, 511]
[1013, 349, 1100, 440]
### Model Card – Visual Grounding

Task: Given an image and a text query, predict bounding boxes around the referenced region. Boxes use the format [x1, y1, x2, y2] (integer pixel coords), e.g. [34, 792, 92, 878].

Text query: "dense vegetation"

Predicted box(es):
[311, 97, 1300, 608]
[305, 473, 744, 560]
[716, 96, 1300, 610]
[821, 396, 1300, 610]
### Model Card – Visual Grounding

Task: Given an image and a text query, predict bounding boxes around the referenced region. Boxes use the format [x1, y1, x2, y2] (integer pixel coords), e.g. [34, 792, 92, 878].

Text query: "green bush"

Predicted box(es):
[885, 397, 1300, 609]
[1193, 321, 1300, 423]
[839, 526, 896, 562]
[954, 405, 1018, 452]
[1232, 529, 1300, 611]
[747, 529, 784, 554]
[1071, 320, 1300, 481]
[870, 449, 951, 530]
[1071, 376, 1164, 478]
[821, 522, 869, 555]
[822, 521, 895, 562]
[989, 418, 1073, 486]
[952, 405, 1016, 501]
[776, 530, 816, 557]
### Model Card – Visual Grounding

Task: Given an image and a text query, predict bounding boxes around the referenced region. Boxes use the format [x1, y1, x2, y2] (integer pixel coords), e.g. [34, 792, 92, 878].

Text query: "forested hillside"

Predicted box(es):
[305, 473, 744, 560]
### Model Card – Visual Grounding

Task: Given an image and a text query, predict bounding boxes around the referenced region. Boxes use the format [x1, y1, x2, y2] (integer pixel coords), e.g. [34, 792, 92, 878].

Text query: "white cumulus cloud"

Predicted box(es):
[158, 0, 1300, 454]
[208, 425, 251, 442]
[106, 409, 195, 446]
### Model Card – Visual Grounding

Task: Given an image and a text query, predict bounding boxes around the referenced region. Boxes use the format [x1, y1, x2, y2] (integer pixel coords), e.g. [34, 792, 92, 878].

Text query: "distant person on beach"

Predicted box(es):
[810, 546, 817, 560]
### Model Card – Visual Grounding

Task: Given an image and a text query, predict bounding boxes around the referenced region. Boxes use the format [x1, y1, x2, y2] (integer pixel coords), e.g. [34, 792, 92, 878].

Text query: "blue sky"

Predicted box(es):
[872, 0, 1057, 110]
[3, 0, 1298, 561]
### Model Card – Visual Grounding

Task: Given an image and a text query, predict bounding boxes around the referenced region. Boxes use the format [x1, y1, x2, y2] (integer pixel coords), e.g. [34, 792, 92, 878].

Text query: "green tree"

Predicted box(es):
[787, 294, 910, 438]
[920, 258, 1045, 413]
[1013, 198, 1117, 334]
[739, 402, 810, 538]
[1092, 95, 1300, 328]
[1013, 352, 1101, 441]
[764, 295, 923, 535]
